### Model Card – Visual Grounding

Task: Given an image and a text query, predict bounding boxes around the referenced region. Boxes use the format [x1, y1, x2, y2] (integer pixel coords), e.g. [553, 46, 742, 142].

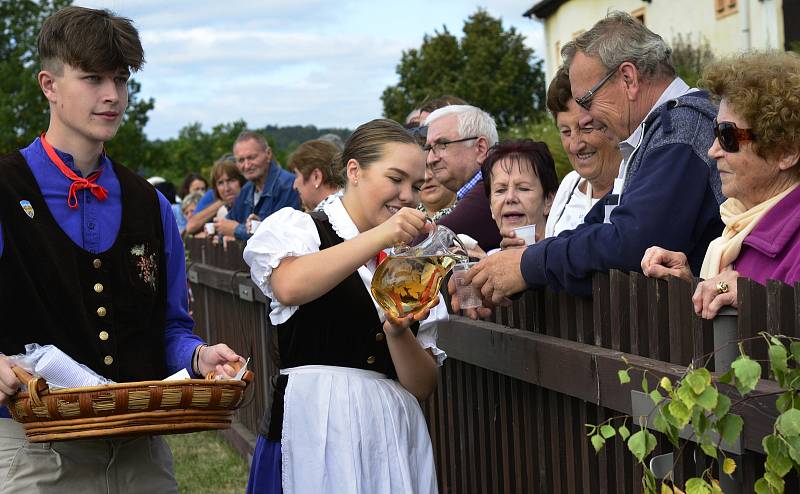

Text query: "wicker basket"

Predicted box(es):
[8, 366, 254, 442]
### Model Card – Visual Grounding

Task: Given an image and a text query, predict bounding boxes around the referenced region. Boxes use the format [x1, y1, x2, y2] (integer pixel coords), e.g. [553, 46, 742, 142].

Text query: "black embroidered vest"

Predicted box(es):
[261, 211, 417, 439]
[0, 151, 167, 382]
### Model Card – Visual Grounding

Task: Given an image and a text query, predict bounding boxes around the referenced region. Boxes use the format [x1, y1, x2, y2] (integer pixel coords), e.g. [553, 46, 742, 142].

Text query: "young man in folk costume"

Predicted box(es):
[0, 6, 243, 493]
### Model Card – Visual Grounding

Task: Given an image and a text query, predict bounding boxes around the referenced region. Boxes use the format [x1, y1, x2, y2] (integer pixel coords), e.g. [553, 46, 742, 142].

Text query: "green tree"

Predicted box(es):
[0, 0, 155, 163]
[382, 9, 546, 130]
[671, 33, 715, 89]
[0, 0, 69, 153]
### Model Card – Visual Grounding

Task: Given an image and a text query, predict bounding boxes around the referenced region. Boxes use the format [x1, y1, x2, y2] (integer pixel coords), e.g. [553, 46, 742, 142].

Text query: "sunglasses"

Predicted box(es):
[713, 120, 756, 153]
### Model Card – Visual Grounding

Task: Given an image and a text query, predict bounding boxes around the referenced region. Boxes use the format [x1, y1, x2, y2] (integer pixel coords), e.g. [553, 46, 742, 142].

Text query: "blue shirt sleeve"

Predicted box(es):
[520, 143, 721, 296]
[194, 189, 216, 214]
[156, 191, 204, 375]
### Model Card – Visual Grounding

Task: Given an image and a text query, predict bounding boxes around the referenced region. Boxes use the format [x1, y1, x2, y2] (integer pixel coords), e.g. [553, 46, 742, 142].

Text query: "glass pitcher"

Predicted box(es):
[371, 224, 468, 318]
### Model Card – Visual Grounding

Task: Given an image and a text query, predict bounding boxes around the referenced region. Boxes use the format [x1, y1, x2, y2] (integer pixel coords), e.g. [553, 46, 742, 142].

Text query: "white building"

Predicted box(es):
[524, 0, 799, 79]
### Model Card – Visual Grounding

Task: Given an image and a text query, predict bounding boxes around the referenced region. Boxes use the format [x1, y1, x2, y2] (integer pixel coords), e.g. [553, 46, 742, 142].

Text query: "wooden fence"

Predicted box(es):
[186, 236, 799, 493]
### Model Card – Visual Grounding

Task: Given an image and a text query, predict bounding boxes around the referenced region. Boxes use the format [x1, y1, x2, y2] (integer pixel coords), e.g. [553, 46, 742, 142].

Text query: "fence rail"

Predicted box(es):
[186, 236, 799, 493]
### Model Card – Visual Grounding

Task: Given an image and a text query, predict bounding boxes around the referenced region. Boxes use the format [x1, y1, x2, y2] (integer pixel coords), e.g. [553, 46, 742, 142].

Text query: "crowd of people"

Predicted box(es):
[1, 4, 800, 494]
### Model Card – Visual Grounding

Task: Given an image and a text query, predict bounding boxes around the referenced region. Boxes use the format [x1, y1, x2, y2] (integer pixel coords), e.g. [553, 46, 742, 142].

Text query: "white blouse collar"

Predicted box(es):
[322, 195, 360, 241]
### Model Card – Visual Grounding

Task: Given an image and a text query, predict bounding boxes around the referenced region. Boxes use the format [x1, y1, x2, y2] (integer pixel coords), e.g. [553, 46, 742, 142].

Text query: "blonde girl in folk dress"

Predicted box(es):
[243, 119, 445, 494]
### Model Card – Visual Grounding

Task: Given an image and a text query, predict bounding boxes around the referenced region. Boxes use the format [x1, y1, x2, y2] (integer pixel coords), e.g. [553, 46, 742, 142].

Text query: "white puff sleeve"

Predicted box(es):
[416, 293, 448, 367]
[243, 207, 320, 325]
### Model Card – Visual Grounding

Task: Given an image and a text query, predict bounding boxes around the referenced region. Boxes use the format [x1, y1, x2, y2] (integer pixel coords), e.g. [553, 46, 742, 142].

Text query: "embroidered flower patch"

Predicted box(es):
[130, 243, 158, 290]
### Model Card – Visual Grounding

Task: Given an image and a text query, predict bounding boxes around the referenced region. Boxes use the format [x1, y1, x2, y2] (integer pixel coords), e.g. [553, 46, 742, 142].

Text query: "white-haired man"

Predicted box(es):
[424, 104, 501, 250]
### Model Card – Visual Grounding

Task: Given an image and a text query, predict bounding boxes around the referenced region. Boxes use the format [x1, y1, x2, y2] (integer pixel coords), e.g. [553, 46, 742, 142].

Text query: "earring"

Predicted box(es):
[315, 184, 319, 189]
[354, 179, 359, 185]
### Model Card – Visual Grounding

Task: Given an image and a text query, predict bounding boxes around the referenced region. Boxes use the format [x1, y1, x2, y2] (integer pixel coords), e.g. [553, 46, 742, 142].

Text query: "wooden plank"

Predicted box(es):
[593, 272, 612, 348]
[629, 272, 650, 358]
[766, 279, 795, 337]
[667, 276, 693, 365]
[647, 277, 671, 362]
[609, 270, 631, 353]
[739, 278, 769, 378]
[436, 317, 779, 453]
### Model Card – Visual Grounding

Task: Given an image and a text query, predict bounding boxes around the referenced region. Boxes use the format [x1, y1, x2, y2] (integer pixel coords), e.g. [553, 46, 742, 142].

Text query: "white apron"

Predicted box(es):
[280, 365, 438, 494]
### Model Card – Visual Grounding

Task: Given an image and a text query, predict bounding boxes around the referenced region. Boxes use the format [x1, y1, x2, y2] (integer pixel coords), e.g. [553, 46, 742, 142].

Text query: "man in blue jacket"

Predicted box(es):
[455, 12, 724, 310]
[214, 131, 300, 240]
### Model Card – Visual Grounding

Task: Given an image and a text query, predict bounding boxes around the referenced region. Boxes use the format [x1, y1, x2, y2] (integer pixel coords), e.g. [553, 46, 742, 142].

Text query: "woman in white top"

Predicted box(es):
[544, 66, 621, 238]
[243, 119, 444, 494]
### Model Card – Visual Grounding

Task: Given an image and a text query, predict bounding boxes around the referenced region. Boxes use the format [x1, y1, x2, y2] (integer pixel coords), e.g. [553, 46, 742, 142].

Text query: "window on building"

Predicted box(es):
[631, 7, 646, 24]
[716, 0, 738, 18]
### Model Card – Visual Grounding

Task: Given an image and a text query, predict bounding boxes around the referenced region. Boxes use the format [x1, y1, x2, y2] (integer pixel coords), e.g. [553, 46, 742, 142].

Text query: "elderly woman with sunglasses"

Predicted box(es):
[642, 51, 800, 319]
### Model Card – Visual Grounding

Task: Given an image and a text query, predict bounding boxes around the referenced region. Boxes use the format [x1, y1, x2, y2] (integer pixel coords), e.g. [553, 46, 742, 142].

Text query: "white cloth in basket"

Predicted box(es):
[10, 344, 113, 389]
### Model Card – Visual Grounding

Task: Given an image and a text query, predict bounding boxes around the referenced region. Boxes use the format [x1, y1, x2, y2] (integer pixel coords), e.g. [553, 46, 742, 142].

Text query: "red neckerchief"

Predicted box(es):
[40, 132, 109, 209]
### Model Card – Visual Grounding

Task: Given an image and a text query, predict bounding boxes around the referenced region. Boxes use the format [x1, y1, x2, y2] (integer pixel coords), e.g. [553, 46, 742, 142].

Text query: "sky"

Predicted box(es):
[77, 1, 545, 140]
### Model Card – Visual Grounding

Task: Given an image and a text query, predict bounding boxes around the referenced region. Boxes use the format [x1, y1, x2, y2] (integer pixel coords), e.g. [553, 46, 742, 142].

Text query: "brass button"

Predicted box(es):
[92, 259, 102, 269]
[94, 283, 104, 293]
[97, 307, 107, 317]
[366, 356, 376, 365]
[103, 355, 113, 365]
[375, 333, 385, 342]
[99, 331, 109, 341]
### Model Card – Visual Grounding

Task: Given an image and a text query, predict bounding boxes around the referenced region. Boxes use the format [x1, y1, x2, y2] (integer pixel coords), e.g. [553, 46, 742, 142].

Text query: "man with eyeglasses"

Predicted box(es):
[452, 12, 724, 312]
[422, 104, 502, 251]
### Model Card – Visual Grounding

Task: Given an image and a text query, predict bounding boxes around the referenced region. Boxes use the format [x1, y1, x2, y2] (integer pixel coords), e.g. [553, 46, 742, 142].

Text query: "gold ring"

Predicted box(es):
[715, 281, 729, 295]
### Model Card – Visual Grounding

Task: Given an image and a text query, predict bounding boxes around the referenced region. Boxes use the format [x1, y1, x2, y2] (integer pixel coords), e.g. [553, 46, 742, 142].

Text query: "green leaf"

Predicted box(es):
[776, 391, 794, 413]
[765, 470, 785, 490]
[700, 442, 718, 459]
[685, 477, 712, 494]
[754, 478, 772, 494]
[785, 435, 800, 464]
[717, 369, 734, 385]
[714, 394, 731, 418]
[677, 384, 697, 408]
[686, 369, 711, 395]
[790, 341, 800, 363]
[731, 356, 761, 395]
[618, 424, 631, 441]
[642, 467, 657, 493]
[642, 375, 650, 394]
[660, 376, 672, 392]
[649, 389, 663, 405]
[628, 429, 657, 463]
[695, 386, 719, 412]
[717, 414, 743, 447]
[668, 400, 691, 428]
[763, 434, 793, 477]
[591, 434, 605, 453]
[769, 343, 789, 372]
[618, 369, 631, 384]
[777, 408, 800, 436]
[600, 425, 616, 439]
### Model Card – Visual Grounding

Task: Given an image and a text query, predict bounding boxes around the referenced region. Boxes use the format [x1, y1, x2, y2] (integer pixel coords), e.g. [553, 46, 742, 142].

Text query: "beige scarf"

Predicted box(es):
[700, 183, 799, 278]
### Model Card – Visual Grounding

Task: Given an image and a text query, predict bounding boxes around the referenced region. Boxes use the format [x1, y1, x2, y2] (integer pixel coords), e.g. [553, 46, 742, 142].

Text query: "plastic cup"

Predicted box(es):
[204, 223, 216, 235]
[249, 220, 261, 234]
[513, 224, 536, 246]
[452, 261, 481, 310]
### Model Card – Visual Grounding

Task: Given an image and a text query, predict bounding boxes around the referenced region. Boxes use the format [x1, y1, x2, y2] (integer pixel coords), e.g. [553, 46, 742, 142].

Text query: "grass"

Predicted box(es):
[166, 431, 250, 493]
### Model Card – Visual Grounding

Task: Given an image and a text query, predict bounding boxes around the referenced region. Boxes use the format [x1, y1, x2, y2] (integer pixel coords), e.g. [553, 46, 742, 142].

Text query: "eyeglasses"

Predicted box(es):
[713, 120, 756, 152]
[574, 65, 620, 111]
[423, 136, 478, 155]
